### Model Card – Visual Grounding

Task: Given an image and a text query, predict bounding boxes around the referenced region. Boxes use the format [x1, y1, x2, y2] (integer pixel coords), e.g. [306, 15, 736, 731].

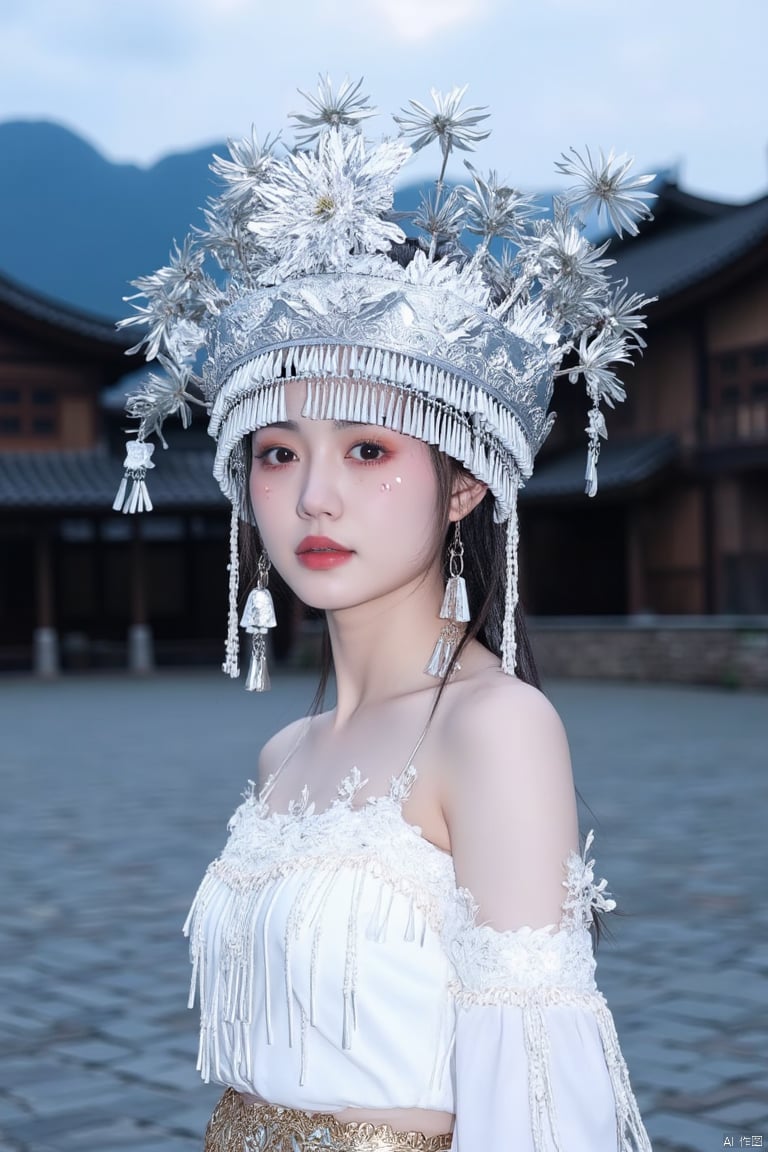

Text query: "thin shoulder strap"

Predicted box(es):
[391, 688, 442, 792]
[258, 717, 312, 804]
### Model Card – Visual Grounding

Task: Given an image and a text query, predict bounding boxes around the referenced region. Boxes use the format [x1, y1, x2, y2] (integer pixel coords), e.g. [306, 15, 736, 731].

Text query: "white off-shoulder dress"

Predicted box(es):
[184, 756, 652, 1151]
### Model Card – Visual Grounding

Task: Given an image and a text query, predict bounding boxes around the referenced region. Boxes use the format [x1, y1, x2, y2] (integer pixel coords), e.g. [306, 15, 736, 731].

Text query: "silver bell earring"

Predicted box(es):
[240, 553, 277, 692]
[425, 521, 470, 678]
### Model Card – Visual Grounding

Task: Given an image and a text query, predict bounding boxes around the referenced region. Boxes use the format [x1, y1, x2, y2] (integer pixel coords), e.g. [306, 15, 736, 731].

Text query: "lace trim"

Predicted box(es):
[451, 984, 606, 1009]
[445, 830, 613, 996]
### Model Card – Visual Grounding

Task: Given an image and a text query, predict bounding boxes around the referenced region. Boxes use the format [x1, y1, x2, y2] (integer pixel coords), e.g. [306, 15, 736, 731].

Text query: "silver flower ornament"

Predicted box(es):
[291, 75, 377, 146]
[394, 85, 490, 159]
[247, 129, 410, 280]
[126, 355, 206, 447]
[555, 146, 656, 237]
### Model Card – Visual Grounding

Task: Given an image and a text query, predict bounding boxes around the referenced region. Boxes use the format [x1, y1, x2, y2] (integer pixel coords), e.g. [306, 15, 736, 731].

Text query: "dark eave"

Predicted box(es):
[521, 435, 678, 503]
[611, 194, 768, 314]
[0, 447, 224, 511]
[0, 270, 134, 362]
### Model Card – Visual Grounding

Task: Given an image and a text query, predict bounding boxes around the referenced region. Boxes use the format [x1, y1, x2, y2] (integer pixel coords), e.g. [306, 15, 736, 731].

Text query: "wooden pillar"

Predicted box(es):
[128, 520, 154, 672]
[33, 522, 59, 677]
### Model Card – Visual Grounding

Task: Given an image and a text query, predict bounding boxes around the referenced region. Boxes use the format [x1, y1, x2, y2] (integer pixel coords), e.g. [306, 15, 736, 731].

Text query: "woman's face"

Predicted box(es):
[249, 380, 444, 612]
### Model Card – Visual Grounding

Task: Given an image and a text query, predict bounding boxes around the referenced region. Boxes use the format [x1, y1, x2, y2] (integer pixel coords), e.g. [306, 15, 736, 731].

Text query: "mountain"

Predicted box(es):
[0, 121, 225, 321]
[0, 121, 443, 323]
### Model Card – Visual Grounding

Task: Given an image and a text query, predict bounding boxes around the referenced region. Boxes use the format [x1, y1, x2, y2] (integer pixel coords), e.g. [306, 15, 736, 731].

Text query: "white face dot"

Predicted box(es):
[395, 476, 402, 485]
[380, 482, 391, 493]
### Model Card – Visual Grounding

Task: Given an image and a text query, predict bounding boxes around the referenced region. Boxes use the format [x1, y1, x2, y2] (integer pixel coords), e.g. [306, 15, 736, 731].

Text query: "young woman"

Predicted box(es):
[116, 79, 654, 1150]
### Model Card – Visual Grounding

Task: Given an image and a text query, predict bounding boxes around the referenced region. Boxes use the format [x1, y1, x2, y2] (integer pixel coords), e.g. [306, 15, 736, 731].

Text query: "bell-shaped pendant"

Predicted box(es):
[245, 632, 270, 692]
[439, 574, 470, 622]
[240, 586, 277, 632]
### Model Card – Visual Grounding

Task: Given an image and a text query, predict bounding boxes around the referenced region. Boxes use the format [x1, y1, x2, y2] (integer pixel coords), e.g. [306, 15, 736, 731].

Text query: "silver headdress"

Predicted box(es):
[114, 78, 655, 679]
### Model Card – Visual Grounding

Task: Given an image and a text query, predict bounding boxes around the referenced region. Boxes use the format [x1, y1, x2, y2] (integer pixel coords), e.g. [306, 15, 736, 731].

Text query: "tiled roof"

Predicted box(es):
[611, 195, 768, 302]
[522, 435, 678, 501]
[0, 447, 224, 510]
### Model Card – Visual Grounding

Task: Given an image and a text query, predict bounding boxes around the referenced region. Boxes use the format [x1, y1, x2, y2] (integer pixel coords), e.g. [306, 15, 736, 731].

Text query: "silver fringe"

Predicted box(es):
[209, 348, 528, 524]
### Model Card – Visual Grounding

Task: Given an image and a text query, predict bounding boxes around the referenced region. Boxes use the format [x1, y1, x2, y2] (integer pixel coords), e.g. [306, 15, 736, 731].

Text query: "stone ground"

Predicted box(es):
[0, 671, 766, 1152]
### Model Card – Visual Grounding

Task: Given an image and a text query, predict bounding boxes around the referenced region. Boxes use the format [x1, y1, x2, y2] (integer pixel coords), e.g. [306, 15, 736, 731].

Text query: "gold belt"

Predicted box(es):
[204, 1088, 453, 1151]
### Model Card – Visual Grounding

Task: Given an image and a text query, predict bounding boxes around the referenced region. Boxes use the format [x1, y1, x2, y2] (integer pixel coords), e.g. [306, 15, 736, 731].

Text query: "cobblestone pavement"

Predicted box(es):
[0, 672, 766, 1152]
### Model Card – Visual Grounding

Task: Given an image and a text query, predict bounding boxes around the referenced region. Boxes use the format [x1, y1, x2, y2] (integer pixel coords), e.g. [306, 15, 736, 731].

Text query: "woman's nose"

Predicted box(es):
[296, 454, 342, 520]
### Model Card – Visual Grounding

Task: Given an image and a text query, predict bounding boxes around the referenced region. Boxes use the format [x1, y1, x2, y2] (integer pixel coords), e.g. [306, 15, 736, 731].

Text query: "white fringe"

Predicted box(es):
[207, 345, 533, 523]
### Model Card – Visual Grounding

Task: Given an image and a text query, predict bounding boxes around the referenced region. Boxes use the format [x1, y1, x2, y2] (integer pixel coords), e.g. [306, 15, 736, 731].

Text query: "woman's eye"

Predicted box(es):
[348, 442, 387, 463]
[257, 446, 296, 466]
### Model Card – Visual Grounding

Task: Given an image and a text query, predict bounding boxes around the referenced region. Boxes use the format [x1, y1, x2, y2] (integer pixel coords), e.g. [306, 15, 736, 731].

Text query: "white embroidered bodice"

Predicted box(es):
[184, 759, 651, 1149]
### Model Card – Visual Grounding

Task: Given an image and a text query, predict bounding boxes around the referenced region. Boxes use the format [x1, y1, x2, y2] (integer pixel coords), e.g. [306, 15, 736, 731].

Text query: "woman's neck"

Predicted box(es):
[325, 571, 446, 722]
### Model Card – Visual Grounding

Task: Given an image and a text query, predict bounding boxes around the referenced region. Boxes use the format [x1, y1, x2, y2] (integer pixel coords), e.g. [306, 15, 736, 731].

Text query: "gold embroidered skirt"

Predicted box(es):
[204, 1088, 453, 1151]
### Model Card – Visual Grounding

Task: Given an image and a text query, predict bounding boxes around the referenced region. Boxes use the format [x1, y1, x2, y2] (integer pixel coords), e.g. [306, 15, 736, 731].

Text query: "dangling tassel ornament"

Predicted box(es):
[584, 396, 607, 498]
[240, 553, 277, 692]
[112, 440, 155, 514]
[222, 502, 241, 678]
[426, 521, 471, 678]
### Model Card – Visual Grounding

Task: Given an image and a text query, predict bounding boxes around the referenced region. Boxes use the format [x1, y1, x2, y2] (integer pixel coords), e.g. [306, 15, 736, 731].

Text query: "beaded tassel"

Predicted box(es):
[501, 478, 520, 675]
[222, 502, 241, 678]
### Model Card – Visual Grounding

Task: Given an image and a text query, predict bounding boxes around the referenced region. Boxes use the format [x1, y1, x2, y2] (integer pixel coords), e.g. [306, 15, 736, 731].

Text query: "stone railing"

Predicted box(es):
[529, 616, 768, 689]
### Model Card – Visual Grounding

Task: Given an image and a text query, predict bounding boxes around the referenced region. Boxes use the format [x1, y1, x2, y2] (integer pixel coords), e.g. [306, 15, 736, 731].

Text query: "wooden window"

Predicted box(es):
[711, 344, 768, 405]
[708, 344, 768, 443]
[0, 381, 60, 439]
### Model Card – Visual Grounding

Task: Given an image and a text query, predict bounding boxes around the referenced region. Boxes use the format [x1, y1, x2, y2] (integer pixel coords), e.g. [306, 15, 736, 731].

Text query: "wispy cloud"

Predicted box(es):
[368, 0, 492, 42]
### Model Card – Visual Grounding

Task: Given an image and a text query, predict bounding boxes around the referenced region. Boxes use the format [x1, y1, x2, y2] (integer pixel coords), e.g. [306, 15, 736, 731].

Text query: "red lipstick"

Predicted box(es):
[296, 536, 354, 570]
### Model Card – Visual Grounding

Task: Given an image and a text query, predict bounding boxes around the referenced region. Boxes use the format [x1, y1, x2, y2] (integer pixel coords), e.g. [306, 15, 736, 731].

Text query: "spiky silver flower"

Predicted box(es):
[555, 147, 656, 237]
[126, 356, 206, 447]
[118, 238, 210, 360]
[413, 186, 466, 248]
[291, 75, 377, 146]
[538, 222, 613, 284]
[247, 129, 410, 280]
[567, 329, 633, 404]
[459, 164, 538, 247]
[210, 129, 278, 214]
[601, 281, 655, 349]
[394, 86, 490, 159]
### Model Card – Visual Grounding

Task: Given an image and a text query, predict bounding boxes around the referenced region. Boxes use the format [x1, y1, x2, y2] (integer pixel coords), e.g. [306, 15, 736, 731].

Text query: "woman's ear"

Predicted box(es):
[448, 472, 487, 523]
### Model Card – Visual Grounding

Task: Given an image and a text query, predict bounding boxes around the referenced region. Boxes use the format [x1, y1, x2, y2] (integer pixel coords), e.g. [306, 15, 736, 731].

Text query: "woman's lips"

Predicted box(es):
[296, 536, 354, 570]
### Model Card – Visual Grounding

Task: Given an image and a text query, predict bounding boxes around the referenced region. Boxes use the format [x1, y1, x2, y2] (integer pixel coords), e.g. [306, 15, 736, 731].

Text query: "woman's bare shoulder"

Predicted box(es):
[437, 668, 572, 795]
[257, 715, 314, 783]
[443, 667, 566, 744]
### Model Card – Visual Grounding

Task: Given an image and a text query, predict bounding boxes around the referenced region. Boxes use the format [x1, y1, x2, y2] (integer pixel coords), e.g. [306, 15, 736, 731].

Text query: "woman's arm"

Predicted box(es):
[441, 677, 651, 1152]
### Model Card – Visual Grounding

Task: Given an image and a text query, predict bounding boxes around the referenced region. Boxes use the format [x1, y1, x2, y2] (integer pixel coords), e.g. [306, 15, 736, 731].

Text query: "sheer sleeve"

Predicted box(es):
[445, 832, 651, 1151]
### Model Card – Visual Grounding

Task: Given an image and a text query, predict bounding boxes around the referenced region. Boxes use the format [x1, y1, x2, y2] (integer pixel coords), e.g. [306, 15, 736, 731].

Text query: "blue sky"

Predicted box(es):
[1, 0, 766, 201]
